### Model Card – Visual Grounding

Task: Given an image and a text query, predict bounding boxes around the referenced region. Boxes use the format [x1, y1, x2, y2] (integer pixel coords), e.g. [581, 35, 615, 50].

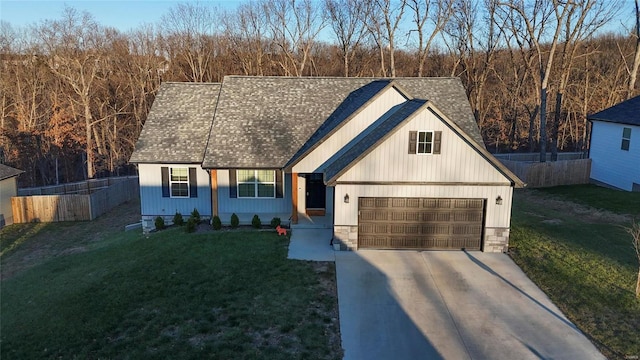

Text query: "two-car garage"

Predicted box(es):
[357, 197, 485, 251]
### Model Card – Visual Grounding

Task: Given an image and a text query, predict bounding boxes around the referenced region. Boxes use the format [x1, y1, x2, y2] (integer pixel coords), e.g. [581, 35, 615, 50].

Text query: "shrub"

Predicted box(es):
[173, 211, 184, 226]
[154, 216, 165, 230]
[191, 208, 201, 224]
[211, 215, 222, 230]
[252, 214, 261, 229]
[186, 217, 196, 233]
[270, 217, 281, 228]
[231, 213, 240, 228]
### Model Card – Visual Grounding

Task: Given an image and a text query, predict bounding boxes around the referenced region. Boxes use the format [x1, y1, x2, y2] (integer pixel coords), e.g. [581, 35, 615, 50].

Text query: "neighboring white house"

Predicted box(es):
[0, 164, 24, 228]
[588, 95, 640, 191]
[130, 76, 523, 252]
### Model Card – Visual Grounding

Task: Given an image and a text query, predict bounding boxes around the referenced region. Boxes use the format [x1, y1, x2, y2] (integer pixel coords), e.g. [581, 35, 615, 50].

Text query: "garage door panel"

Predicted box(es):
[453, 211, 483, 222]
[452, 225, 482, 235]
[359, 223, 375, 234]
[375, 211, 388, 220]
[358, 197, 484, 251]
[391, 212, 405, 221]
[360, 210, 375, 221]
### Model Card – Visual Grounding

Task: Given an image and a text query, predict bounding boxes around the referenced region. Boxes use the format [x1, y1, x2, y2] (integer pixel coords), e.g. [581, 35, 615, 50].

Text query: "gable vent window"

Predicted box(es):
[161, 167, 198, 198]
[409, 130, 442, 155]
[622, 127, 631, 151]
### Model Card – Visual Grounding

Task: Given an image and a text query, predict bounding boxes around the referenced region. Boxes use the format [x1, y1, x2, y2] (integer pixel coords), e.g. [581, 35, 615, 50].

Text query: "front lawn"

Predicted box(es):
[1, 226, 341, 359]
[510, 187, 640, 359]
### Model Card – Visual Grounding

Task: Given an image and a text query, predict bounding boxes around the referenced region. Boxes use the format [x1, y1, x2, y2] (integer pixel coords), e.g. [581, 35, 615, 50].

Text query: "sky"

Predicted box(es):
[0, 0, 635, 37]
[0, 1, 240, 32]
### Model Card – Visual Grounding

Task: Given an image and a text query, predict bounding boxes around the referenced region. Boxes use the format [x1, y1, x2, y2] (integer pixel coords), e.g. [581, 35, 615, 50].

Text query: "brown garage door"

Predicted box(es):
[358, 197, 484, 250]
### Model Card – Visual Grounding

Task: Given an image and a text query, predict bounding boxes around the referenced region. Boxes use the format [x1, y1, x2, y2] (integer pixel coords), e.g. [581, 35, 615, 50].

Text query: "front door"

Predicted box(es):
[305, 173, 326, 216]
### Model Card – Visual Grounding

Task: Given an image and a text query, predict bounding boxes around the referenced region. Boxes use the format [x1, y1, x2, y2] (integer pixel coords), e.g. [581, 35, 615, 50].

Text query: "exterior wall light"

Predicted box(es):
[496, 195, 503, 205]
[344, 194, 350, 203]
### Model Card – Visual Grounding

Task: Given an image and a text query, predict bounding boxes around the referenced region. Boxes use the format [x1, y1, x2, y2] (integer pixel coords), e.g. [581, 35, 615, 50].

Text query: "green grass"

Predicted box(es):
[1, 219, 341, 359]
[538, 184, 640, 217]
[509, 187, 640, 359]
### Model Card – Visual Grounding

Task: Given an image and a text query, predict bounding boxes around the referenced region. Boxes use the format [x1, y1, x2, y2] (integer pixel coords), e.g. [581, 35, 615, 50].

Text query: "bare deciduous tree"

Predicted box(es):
[161, 2, 218, 82]
[325, 0, 371, 77]
[407, 0, 453, 77]
[625, 0, 640, 99]
[366, 0, 407, 77]
[549, 0, 621, 161]
[264, 0, 326, 76]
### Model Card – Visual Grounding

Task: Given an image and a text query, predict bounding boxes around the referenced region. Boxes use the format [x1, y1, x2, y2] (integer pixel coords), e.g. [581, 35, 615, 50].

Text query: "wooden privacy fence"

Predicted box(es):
[500, 159, 591, 188]
[12, 176, 139, 223]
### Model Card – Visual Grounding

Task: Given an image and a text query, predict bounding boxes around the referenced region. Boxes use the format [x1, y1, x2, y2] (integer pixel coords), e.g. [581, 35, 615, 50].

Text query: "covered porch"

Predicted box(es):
[290, 172, 334, 229]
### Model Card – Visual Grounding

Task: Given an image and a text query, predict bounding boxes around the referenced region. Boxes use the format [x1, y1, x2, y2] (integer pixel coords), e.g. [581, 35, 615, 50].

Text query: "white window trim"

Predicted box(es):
[237, 170, 276, 199]
[622, 127, 631, 151]
[169, 167, 189, 198]
[416, 130, 434, 155]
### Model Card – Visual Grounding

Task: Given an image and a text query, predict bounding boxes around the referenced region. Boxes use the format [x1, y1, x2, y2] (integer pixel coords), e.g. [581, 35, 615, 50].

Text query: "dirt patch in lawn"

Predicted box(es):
[519, 190, 632, 224]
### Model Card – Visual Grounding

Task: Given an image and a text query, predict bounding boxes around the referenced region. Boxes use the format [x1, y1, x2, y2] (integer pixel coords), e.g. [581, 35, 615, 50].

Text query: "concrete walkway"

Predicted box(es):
[336, 250, 604, 360]
[287, 228, 335, 262]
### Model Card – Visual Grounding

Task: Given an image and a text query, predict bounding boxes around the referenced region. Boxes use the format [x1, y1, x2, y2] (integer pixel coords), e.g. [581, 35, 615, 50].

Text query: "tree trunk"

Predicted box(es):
[636, 268, 640, 298]
[83, 101, 94, 179]
[540, 86, 547, 163]
[629, 0, 640, 99]
[528, 105, 539, 153]
[551, 91, 563, 161]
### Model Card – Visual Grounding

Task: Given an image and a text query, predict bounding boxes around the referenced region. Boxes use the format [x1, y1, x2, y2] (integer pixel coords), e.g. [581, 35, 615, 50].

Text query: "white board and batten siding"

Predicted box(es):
[337, 108, 508, 184]
[590, 121, 640, 191]
[216, 169, 292, 224]
[292, 86, 407, 173]
[1, 177, 18, 227]
[333, 106, 515, 229]
[138, 163, 212, 218]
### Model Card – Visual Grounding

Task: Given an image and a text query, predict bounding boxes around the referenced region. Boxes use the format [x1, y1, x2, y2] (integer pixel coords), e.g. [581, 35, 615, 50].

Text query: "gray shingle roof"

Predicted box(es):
[324, 99, 427, 182]
[285, 80, 402, 168]
[0, 164, 23, 181]
[588, 95, 640, 126]
[129, 82, 221, 163]
[202, 76, 481, 169]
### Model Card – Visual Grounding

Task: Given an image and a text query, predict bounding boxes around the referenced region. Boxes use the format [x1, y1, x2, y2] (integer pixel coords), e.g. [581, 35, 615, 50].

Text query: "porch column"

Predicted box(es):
[210, 170, 218, 216]
[291, 172, 298, 224]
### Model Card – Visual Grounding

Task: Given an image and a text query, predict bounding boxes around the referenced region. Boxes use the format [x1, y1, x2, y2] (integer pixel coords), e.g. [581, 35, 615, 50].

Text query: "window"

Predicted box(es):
[161, 167, 197, 198]
[409, 131, 442, 155]
[417, 131, 433, 154]
[170, 168, 189, 197]
[237, 170, 276, 198]
[622, 127, 631, 151]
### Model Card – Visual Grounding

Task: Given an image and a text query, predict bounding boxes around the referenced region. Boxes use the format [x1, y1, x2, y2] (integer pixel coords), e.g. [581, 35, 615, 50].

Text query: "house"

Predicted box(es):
[130, 76, 523, 252]
[588, 95, 640, 191]
[0, 164, 24, 228]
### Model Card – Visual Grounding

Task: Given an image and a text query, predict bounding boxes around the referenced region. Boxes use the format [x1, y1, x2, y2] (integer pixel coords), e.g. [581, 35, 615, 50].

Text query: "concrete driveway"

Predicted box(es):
[336, 250, 604, 360]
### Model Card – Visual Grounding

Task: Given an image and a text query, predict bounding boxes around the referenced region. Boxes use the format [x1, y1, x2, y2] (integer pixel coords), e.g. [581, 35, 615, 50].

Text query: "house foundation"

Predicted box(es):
[483, 227, 510, 253]
[333, 225, 358, 251]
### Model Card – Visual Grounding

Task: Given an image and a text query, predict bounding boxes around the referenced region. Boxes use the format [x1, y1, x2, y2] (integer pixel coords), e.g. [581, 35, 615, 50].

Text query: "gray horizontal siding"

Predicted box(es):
[217, 169, 292, 216]
[139, 164, 212, 217]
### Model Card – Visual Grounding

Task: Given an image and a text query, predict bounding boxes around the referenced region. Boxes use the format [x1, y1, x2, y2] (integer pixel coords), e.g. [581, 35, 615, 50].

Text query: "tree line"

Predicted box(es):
[1, 0, 638, 187]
